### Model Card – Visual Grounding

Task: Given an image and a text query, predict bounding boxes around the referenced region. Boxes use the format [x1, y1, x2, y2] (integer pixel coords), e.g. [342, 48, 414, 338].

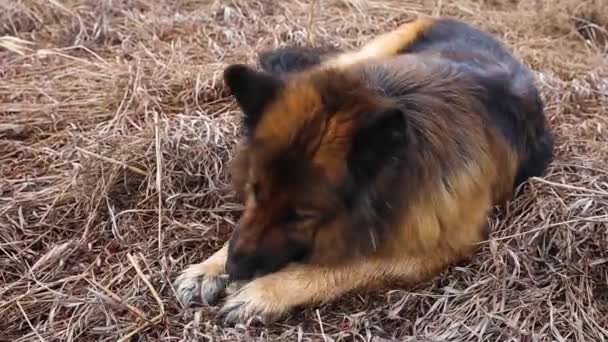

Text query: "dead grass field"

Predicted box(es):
[1, 0, 607, 341]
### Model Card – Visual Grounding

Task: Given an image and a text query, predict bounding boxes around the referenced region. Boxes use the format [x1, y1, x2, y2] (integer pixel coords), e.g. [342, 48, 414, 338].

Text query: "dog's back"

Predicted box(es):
[401, 18, 554, 188]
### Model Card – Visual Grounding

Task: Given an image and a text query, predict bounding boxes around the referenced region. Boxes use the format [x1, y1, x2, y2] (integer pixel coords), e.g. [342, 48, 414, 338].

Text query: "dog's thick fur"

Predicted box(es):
[174, 16, 554, 325]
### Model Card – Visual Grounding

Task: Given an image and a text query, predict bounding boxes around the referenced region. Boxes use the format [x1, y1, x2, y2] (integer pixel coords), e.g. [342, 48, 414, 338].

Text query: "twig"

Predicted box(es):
[126, 253, 165, 315]
[30, 240, 74, 271]
[75, 146, 148, 176]
[433, 0, 443, 17]
[117, 313, 163, 342]
[307, 0, 318, 45]
[154, 111, 163, 251]
[37, 182, 71, 225]
[531, 177, 608, 196]
[80, 167, 113, 242]
[120, 253, 165, 342]
[479, 214, 608, 244]
[316, 309, 327, 342]
[0, 36, 34, 56]
[87, 278, 149, 322]
[0, 274, 86, 310]
[16, 301, 45, 342]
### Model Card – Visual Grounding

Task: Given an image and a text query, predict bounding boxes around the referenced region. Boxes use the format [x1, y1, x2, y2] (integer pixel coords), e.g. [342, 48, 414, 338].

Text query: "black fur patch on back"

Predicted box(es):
[402, 17, 554, 189]
[405, 18, 519, 69]
[257, 45, 340, 75]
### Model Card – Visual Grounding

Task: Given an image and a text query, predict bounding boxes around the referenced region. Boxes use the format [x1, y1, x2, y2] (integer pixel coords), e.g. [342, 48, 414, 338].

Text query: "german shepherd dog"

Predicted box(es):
[174, 16, 554, 325]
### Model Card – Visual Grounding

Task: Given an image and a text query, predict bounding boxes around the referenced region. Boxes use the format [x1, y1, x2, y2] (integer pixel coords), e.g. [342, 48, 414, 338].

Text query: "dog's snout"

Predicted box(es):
[226, 250, 258, 281]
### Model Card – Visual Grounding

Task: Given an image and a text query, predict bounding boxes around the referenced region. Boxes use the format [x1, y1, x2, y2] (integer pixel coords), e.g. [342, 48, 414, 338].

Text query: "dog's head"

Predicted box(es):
[223, 64, 411, 280]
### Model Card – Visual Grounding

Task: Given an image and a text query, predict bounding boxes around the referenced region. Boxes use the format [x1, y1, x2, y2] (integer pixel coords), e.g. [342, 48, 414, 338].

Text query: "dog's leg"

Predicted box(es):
[174, 242, 230, 307]
[217, 253, 447, 325]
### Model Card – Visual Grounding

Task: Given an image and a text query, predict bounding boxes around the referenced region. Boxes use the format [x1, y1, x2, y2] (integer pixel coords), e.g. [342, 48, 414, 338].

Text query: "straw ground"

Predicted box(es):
[1, 0, 607, 341]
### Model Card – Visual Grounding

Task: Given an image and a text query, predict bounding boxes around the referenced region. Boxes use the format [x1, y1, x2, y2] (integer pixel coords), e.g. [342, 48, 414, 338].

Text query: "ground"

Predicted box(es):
[1, 0, 607, 341]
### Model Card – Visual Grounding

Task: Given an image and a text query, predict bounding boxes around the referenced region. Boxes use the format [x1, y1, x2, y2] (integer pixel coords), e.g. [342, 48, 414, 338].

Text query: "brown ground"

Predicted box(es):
[1, 0, 607, 341]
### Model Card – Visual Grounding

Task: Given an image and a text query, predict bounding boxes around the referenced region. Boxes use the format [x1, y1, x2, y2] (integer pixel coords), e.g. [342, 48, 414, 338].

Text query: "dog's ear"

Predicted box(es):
[257, 45, 331, 75]
[348, 107, 410, 184]
[223, 64, 284, 133]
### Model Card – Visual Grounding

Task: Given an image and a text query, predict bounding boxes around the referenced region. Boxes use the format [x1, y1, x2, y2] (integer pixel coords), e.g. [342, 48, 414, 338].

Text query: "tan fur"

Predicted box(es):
[178, 242, 228, 277]
[217, 255, 443, 324]
[174, 243, 229, 306]
[323, 17, 435, 69]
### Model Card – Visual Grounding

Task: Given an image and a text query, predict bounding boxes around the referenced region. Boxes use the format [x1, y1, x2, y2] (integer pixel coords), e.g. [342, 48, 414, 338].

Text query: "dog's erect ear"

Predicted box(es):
[223, 64, 284, 133]
[347, 107, 410, 185]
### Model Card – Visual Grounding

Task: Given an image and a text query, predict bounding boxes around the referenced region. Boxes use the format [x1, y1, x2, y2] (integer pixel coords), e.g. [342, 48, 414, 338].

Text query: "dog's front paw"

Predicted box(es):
[217, 280, 291, 325]
[174, 262, 229, 307]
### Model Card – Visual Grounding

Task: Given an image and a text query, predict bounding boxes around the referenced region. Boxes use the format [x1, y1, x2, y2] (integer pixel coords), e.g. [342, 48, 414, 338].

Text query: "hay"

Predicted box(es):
[1, 0, 607, 341]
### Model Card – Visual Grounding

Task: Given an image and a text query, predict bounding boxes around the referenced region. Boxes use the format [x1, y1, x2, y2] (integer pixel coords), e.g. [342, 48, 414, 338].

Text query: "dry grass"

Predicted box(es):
[1, 0, 607, 341]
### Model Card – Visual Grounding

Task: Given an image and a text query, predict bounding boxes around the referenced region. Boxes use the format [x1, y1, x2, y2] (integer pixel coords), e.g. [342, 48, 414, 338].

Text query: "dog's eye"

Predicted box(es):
[248, 181, 261, 197]
[282, 209, 302, 224]
[282, 208, 314, 225]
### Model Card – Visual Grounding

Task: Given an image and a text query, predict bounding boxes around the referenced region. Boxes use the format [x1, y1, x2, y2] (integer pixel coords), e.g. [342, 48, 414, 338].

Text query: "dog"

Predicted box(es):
[174, 16, 554, 325]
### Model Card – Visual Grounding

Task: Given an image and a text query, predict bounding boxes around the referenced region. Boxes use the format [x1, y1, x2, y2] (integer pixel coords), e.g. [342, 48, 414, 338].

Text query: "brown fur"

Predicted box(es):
[174, 16, 553, 325]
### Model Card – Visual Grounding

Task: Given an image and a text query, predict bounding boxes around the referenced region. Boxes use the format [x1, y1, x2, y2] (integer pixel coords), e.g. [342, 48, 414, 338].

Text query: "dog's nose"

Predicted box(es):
[226, 251, 257, 281]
